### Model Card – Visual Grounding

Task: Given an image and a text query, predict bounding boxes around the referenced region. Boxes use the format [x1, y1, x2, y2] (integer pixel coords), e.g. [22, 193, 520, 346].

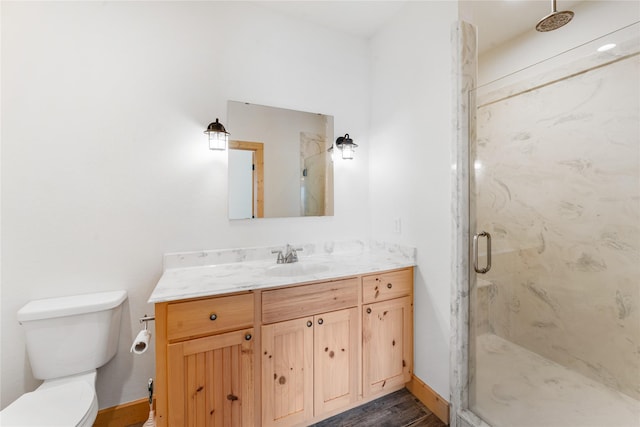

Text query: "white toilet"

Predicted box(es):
[0, 290, 128, 427]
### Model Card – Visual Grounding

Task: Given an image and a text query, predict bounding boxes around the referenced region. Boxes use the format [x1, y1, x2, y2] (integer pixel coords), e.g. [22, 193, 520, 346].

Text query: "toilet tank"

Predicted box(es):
[17, 290, 127, 380]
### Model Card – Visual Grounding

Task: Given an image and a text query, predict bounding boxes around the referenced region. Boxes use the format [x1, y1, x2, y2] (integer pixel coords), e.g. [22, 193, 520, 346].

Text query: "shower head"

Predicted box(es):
[536, 0, 574, 32]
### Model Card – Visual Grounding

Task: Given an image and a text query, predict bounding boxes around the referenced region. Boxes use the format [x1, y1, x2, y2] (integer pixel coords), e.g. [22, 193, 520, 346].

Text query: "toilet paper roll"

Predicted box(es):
[131, 329, 151, 354]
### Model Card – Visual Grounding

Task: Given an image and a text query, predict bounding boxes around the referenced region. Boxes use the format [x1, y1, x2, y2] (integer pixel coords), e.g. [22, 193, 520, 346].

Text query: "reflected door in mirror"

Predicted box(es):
[228, 141, 264, 219]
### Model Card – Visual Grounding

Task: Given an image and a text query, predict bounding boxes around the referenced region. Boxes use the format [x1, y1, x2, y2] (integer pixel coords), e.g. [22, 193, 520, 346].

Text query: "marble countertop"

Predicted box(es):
[148, 241, 416, 303]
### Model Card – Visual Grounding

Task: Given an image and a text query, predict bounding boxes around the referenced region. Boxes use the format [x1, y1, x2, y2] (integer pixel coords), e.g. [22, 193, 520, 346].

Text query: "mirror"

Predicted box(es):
[227, 101, 334, 219]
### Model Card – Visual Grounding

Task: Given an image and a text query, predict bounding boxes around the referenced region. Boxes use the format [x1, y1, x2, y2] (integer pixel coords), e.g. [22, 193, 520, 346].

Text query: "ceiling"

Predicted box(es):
[256, 0, 585, 54]
[256, 1, 407, 39]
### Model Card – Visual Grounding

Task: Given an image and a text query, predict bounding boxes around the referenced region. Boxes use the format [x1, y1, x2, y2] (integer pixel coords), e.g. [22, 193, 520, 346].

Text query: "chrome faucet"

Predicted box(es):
[272, 244, 303, 264]
[284, 244, 302, 263]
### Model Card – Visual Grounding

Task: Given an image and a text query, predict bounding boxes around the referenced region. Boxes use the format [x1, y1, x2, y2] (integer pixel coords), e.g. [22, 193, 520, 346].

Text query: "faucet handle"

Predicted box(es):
[271, 249, 285, 264]
[289, 247, 303, 262]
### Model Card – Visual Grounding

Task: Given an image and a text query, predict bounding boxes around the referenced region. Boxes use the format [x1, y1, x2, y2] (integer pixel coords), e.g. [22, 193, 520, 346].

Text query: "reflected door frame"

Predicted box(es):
[229, 140, 264, 218]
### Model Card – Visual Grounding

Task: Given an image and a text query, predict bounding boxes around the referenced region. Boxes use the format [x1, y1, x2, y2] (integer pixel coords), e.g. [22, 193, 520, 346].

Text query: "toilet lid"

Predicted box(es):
[0, 381, 94, 426]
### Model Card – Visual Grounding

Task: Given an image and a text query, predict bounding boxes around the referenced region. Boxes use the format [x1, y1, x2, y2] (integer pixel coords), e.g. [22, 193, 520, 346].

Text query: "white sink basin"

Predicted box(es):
[265, 262, 330, 277]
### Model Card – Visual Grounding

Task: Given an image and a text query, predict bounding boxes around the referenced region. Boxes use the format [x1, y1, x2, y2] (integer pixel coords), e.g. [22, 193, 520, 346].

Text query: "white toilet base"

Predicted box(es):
[0, 371, 98, 427]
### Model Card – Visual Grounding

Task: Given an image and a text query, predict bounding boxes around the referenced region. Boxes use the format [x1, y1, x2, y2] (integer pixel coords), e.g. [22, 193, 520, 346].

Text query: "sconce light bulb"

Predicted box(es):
[341, 145, 354, 160]
[208, 132, 228, 151]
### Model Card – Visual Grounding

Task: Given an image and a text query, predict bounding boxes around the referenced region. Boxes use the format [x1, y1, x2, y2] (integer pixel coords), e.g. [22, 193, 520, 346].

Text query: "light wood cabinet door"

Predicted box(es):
[167, 328, 254, 427]
[362, 296, 413, 397]
[261, 308, 358, 426]
[261, 317, 314, 427]
[314, 307, 358, 415]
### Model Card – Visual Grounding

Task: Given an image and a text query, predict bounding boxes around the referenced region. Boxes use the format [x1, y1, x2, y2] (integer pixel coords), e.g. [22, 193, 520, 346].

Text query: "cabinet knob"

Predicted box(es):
[306, 320, 313, 327]
[227, 394, 238, 401]
[366, 308, 372, 314]
[387, 283, 393, 289]
[245, 333, 252, 341]
[317, 318, 323, 325]
[209, 313, 218, 321]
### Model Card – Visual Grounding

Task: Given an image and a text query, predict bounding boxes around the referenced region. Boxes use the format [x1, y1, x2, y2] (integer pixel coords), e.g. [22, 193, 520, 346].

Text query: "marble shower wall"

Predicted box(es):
[475, 53, 640, 400]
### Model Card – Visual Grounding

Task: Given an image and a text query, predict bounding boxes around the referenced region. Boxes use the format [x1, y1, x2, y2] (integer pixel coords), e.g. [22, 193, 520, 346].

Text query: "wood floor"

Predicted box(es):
[311, 388, 447, 427]
[127, 388, 446, 427]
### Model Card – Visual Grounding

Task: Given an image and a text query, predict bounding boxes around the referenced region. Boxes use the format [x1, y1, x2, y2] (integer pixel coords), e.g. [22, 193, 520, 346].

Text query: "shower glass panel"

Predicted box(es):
[469, 24, 640, 427]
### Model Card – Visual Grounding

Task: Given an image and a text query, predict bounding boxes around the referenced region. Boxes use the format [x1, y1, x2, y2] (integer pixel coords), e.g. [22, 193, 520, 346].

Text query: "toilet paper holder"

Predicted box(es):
[139, 315, 155, 327]
[130, 315, 155, 355]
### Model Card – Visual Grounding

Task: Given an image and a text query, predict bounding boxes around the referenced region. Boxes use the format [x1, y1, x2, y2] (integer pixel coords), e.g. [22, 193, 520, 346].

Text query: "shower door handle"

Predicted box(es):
[473, 231, 492, 274]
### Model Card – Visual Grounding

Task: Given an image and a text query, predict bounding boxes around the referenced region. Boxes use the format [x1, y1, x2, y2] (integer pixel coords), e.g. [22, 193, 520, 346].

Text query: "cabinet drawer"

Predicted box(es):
[362, 268, 413, 303]
[167, 293, 254, 341]
[262, 278, 358, 324]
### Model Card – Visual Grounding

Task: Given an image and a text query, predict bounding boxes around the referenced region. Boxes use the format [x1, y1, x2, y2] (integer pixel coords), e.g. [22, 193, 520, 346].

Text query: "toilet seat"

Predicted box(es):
[0, 380, 97, 427]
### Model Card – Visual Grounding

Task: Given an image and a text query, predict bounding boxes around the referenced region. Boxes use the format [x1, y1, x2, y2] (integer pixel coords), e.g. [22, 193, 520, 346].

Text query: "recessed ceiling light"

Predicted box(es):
[597, 43, 617, 52]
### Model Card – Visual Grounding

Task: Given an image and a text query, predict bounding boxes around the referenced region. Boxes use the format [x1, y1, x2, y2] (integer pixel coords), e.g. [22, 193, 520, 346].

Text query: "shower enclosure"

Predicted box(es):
[454, 23, 640, 427]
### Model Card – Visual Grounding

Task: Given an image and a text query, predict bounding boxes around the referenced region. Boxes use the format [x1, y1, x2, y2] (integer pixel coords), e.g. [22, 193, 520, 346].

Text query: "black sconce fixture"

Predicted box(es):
[329, 133, 358, 160]
[204, 118, 230, 150]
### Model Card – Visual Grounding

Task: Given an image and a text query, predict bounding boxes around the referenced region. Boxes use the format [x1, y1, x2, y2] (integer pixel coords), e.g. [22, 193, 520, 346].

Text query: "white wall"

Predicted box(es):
[369, 1, 458, 399]
[1, 1, 370, 409]
[478, 0, 640, 85]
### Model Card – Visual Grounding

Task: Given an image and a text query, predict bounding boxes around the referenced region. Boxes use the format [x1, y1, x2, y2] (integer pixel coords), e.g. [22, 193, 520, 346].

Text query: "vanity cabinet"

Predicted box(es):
[361, 269, 413, 397]
[156, 292, 255, 427]
[261, 279, 359, 427]
[155, 267, 413, 427]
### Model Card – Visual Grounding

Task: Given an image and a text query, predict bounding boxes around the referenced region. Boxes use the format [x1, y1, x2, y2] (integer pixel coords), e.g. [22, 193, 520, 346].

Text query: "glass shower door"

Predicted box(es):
[468, 24, 640, 427]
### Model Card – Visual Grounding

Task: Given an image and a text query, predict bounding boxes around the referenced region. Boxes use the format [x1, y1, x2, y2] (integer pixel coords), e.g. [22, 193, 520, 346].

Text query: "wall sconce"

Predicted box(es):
[204, 118, 230, 150]
[328, 133, 358, 160]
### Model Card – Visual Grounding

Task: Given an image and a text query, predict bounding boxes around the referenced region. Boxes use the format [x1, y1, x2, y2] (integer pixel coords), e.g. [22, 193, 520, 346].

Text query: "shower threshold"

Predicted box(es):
[471, 334, 640, 427]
